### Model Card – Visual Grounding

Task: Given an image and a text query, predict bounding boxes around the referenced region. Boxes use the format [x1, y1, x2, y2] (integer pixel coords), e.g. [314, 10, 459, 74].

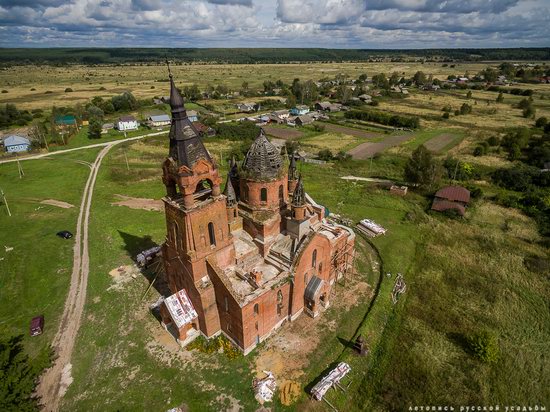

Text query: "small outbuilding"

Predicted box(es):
[431, 185, 470, 216]
[147, 114, 171, 127]
[295, 115, 314, 126]
[3, 135, 31, 153]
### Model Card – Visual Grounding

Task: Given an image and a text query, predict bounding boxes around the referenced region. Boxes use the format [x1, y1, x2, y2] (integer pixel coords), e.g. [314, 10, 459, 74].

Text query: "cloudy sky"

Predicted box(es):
[0, 0, 549, 48]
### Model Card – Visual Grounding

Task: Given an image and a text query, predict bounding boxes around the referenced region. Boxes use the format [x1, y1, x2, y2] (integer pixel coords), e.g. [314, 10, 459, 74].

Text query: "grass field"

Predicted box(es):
[0, 62, 503, 111]
[1, 60, 549, 412]
[0, 149, 100, 360]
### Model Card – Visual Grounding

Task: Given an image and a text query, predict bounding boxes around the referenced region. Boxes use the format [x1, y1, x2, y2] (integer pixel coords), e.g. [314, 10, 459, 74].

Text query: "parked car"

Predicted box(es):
[56, 230, 73, 239]
[30, 315, 44, 336]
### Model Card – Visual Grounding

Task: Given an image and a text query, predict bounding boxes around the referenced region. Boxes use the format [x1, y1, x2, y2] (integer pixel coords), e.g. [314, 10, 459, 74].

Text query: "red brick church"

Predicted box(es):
[159, 71, 355, 354]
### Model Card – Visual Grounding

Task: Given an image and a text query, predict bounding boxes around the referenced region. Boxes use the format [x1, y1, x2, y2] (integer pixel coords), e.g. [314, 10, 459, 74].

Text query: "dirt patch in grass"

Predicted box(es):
[108, 264, 140, 291]
[40, 199, 75, 209]
[254, 275, 371, 383]
[424, 133, 461, 152]
[263, 125, 303, 140]
[111, 194, 163, 212]
[320, 123, 382, 139]
[348, 134, 412, 159]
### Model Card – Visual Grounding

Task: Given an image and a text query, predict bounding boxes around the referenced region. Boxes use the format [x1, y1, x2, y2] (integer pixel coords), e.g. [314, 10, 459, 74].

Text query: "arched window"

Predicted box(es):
[279, 185, 284, 203]
[260, 188, 267, 202]
[319, 262, 323, 274]
[312, 249, 317, 268]
[243, 185, 249, 202]
[277, 290, 283, 316]
[254, 303, 259, 315]
[208, 222, 216, 246]
[224, 296, 229, 312]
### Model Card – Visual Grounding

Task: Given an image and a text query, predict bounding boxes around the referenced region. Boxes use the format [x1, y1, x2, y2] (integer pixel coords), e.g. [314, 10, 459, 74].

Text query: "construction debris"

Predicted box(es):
[356, 219, 386, 237]
[311, 362, 351, 401]
[391, 273, 406, 304]
[253, 371, 277, 404]
[279, 381, 300, 406]
[136, 246, 162, 267]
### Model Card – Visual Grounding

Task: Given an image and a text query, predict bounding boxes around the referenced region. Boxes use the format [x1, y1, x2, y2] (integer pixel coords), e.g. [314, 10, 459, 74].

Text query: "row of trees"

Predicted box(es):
[345, 109, 420, 129]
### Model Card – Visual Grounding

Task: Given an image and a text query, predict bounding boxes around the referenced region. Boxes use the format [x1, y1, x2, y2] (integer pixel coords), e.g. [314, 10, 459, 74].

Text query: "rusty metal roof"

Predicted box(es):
[305, 275, 323, 302]
[435, 186, 470, 203]
[242, 128, 282, 180]
[431, 198, 466, 215]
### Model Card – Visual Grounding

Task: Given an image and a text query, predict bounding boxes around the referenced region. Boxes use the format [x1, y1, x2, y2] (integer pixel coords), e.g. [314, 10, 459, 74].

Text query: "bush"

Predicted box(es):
[30, 88, 36, 91]
[487, 136, 500, 146]
[64, 87, 73, 92]
[460, 103, 472, 115]
[466, 331, 499, 363]
[442, 112, 450, 119]
[317, 148, 333, 161]
[523, 105, 536, 119]
[1, 90, 7, 93]
[473, 146, 484, 157]
[535, 116, 547, 128]
[45, 90, 53, 94]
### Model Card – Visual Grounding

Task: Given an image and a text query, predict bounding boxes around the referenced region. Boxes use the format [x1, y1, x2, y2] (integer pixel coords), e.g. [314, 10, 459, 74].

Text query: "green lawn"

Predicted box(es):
[0, 149, 100, 360]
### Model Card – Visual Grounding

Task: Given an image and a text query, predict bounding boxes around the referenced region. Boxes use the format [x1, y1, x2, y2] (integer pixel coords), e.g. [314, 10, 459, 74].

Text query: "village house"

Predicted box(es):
[358, 94, 372, 102]
[192, 121, 216, 137]
[290, 105, 310, 116]
[431, 186, 471, 216]
[295, 114, 314, 126]
[315, 102, 342, 112]
[187, 110, 199, 122]
[147, 114, 171, 128]
[158, 72, 355, 354]
[101, 123, 114, 134]
[236, 102, 257, 113]
[116, 115, 139, 131]
[3, 134, 31, 153]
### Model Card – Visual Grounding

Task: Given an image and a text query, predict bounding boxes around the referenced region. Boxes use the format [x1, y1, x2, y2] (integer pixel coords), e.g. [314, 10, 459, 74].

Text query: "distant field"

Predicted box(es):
[1, 62, 496, 110]
[348, 134, 413, 159]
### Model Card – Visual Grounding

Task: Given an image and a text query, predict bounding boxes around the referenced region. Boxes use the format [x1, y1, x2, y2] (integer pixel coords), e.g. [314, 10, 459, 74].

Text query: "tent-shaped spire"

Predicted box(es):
[224, 175, 237, 207]
[288, 151, 297, 180]
[292, 174, 305, 207]
[242, 128, 283, 180]
[166, 61, 212, 169]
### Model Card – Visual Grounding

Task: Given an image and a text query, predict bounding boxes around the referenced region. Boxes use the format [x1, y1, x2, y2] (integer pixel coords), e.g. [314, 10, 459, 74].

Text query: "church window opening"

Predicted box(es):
[208, 222, 216, 246]
[260, 188, 267, 202]
[312, 249, 317, 268]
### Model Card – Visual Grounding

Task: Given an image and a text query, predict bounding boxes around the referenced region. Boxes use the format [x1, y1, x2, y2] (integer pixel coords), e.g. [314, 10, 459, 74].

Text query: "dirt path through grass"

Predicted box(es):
[36, 143, 114, 411]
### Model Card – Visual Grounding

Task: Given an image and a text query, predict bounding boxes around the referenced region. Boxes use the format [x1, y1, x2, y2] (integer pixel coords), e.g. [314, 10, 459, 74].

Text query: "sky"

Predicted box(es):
[0, 0, 549, 48]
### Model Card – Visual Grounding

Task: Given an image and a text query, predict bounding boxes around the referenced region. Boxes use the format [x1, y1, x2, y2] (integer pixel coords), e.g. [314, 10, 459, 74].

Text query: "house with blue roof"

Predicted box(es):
[290, 105, 310, 116]
[147, 114, 171, 127]
[3, 135, 31, 153]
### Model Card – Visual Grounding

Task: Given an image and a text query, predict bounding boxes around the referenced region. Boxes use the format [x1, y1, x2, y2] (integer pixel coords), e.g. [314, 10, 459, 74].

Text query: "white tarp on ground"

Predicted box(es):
[311, 362, 351, 401]
[165, 289, 198, 329]
[253, 371, 277, 403]
[357, 218, 386, 237]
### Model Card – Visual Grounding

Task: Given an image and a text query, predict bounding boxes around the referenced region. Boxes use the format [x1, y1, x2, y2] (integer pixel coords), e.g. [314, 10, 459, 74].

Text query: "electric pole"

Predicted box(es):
[1, 188, 11, 217]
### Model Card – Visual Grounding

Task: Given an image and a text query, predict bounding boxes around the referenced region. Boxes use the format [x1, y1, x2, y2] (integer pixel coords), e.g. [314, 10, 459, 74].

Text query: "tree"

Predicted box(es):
[335, 85, 352, 104]
[389, 72, 400, 86]
[404, 145, 441, 187]
[372, 73, 389, 89]
[466, 90, 472, 99]
[0, 335, 47, 411]
[496, 92, 504, 103]
[88, 118, 102, 139]
[413, 71, 427, 86]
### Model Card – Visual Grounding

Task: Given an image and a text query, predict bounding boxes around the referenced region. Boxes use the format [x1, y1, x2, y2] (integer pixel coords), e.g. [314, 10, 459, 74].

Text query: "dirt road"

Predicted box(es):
[0, 130, 166, 165]
[35, 143, 114, 411]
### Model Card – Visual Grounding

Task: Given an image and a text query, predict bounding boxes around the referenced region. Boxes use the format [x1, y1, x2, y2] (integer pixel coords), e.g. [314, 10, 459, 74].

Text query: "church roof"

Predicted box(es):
[224, 175, 237, 206]
[167, 72, 212, 169]
[292, 174, 305, 207]
[242, 129, 282, 180]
